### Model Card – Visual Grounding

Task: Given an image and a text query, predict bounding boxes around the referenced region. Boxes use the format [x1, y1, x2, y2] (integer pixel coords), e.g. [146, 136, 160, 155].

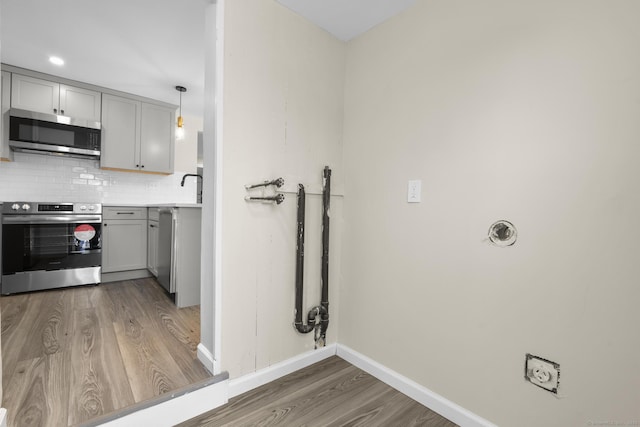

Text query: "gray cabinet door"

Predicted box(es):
[59, 84, 101, 121]
[102, 219, 148, 273]
[101, 94, 141, 171]
[140, 102, 174, 173]
[11, 74, 59, 115]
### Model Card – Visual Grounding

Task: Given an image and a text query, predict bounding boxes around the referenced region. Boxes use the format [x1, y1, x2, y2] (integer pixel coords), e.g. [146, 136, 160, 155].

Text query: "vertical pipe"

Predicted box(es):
[294, 184, 315, 334]
[294, 184, 306, 327]
[318, 166, 331, 345]
[321, 167, 331, 312]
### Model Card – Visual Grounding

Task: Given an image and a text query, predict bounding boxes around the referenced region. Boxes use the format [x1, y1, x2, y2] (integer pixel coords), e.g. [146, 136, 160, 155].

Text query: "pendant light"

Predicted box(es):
[176, 85, 187, 140]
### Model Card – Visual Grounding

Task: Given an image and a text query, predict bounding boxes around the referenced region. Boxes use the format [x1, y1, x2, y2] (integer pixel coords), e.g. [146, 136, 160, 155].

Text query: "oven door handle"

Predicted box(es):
[2, 215, 103, 224]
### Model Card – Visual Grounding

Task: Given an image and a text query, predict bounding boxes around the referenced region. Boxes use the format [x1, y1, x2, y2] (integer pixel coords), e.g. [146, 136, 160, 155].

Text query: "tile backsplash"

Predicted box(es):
[0, 152, 198, 204]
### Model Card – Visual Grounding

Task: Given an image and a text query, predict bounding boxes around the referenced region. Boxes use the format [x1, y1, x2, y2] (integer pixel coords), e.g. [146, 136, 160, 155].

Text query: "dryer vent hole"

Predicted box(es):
[488, 220, 517, 246]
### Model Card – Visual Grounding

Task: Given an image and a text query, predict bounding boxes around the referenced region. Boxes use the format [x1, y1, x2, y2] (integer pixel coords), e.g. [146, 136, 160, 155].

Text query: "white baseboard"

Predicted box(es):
[228, 343, 337, 398]
[336, 344, 497, 427]
[197, 343, 215, 374]
[0, 408, 7, 427]
[99, 379, 228, 427]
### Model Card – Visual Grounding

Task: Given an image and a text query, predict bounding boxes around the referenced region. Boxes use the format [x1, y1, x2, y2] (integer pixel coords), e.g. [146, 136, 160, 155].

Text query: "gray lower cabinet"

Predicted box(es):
[102, 207, 148, 273]
[147, 208, 159, 276]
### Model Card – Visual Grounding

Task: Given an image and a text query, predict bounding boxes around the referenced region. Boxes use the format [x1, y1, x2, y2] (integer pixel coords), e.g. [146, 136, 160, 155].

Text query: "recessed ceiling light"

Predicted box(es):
[49, 56, 64, 66]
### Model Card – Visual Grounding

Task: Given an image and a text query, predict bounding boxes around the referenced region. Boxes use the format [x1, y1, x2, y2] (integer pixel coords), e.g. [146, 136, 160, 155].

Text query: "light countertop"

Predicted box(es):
[103, 203, 202, 208]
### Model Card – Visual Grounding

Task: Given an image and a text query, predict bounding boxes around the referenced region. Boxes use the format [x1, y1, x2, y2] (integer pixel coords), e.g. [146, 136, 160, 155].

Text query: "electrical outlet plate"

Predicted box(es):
[525, 353, 560, 394]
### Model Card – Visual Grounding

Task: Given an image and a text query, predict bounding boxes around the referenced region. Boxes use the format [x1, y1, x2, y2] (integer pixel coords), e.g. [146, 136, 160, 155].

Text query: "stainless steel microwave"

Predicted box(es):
[8, 108, 101, 159]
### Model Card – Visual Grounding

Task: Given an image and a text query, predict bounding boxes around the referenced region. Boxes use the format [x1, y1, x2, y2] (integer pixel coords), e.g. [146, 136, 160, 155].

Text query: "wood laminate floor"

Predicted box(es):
[1, 278, 211, 427]
[180, 356, 458, 427]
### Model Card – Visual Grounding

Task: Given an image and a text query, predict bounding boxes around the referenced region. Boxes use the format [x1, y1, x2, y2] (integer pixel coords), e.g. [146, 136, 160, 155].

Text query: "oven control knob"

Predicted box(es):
[88, 205, 96, 211]
[80, 205, 87, 211]
[11, 203, 20, 210]
[21, 204, 30, 211]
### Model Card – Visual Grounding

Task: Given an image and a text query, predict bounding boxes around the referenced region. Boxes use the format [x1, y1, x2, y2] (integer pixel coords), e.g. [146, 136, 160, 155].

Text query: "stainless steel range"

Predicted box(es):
[1, 202, 102, 295]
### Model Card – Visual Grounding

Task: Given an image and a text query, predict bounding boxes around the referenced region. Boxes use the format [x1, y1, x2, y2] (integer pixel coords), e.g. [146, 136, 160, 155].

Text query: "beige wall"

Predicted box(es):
[340, 0, 640, 426]
[220, 0, 345, 378]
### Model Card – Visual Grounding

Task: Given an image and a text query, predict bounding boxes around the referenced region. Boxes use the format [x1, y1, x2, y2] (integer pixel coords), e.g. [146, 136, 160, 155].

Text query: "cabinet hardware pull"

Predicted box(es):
[53, 108, 57, 114]
[61, 109, 64, 115]
[116, 212, 135, 215]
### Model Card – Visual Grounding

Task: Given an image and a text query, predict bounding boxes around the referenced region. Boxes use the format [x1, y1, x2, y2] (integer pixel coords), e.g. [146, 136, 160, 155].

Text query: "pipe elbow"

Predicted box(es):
[293, 321, 314, 334]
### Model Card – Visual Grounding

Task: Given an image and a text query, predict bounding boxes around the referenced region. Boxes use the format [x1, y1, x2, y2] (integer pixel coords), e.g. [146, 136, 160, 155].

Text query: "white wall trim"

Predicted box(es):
[197, 343, 215, 374]
[228, 344, 337, 398]
[99, 380, 228, 427]
[0, 408, 7, 427]
[336, 344, 497, 427]
[212, 0, 225, 377]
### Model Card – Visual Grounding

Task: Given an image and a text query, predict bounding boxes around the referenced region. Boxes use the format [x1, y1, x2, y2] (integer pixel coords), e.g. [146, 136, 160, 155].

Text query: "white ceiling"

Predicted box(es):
[1, 0, 414, 118]
[277, 0, 416, 41]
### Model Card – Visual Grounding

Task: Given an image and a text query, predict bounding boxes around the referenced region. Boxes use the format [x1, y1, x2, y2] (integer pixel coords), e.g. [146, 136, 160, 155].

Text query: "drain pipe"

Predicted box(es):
[318, 166, 331, 344]
[293, 167, 332, 347]
[293, 183, 315, 334]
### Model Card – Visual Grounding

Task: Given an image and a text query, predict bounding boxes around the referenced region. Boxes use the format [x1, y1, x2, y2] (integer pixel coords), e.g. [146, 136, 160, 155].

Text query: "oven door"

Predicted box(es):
[1, 214, 102, 294]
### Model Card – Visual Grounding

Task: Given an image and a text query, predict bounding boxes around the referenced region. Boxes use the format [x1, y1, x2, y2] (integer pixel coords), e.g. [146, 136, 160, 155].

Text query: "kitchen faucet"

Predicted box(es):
[181, 174, 203, 203]
[180, 174, 202, 187]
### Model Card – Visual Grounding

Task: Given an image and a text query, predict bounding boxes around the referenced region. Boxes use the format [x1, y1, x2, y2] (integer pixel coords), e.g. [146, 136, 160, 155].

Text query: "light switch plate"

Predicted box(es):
[408, 180, 421, 203]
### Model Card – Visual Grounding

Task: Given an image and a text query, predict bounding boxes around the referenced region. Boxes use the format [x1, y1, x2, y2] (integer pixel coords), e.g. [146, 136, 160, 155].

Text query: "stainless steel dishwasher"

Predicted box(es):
[157, 207, 175, 294]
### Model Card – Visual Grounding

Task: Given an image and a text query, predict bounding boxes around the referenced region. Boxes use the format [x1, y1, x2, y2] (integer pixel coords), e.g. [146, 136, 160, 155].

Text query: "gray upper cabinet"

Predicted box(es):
[59, 84, 102, 122]
[140, 103, 174, 173]
[10, 74, 57, 114]
[101, 93, 175, 174]
[11, 74, 101, 121]
[101, 94, 140, 170]
[1, 71, 12, 162]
